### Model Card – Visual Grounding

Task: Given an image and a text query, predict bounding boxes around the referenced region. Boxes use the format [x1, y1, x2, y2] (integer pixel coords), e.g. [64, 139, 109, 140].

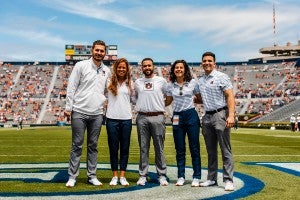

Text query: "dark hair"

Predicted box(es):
[141, 57, 154, 65]
[92, 40, 106, 51]
[107, 58, 131, 96]
[202, 52, 216, 62]
[169, 59, 192, 83]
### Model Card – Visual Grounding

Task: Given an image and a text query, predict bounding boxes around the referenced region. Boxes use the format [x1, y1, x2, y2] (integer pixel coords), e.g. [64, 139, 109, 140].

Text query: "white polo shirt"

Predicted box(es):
[106, 81, 133, 120]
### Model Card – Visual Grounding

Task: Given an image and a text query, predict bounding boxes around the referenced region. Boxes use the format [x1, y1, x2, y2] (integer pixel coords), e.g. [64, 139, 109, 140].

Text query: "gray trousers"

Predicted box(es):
[67, 111, 103, 179]
[202, 109, 234, 183]
[136, 114, 167, 177]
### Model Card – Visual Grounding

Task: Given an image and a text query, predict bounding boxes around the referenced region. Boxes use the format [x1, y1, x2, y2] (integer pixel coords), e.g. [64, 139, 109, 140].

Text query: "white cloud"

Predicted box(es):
[37, 0, 300, 48]
[47, 16, 57, 22]
[1, 0, 299, 62]
[39, 0, 141, 31]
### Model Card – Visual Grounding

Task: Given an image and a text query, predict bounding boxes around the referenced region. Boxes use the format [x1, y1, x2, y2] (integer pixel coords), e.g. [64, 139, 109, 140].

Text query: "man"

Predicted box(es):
[234, 112, 239, 130]
[195, 52, 235, 191]
[17, 114, 23, 130]
[297, 113, 300, 132]
[65, 40, 111, 187]
[290, 114, 296, 132]
[134, 58, 168, 186]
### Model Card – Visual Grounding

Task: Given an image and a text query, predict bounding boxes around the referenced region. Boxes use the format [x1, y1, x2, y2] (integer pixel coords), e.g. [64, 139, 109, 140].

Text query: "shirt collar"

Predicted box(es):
[204, 69, 217, 78]
[90, 57, 103, 70]
[174, 81, 188, 87]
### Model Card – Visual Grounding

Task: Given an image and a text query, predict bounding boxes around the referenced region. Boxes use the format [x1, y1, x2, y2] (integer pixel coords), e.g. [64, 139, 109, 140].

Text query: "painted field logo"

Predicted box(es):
[0, 163, 264, 199]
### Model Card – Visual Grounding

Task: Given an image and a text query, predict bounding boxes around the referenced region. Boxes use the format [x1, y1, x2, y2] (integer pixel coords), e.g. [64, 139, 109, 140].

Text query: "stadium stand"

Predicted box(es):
[0, 59, 299, 126]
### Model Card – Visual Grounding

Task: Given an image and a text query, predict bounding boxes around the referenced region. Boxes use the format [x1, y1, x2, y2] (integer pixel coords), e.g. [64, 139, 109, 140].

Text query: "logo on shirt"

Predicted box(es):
[97, 68, 106, 76]
[144, 81, 154, 91]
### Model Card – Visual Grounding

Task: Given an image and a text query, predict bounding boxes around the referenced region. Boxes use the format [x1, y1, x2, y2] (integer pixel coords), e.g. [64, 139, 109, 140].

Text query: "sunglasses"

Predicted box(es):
[179, 86, 183, 96]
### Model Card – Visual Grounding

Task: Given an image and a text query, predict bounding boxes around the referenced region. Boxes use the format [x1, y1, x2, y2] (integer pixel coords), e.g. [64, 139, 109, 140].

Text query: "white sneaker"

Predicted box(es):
[88, 178, 102, 186]
[199, 180, 217, 187]
[66, 178, 76, 187]
[159, 176, 168, 186]
[175, 177, 185, 186]
[120, 177, 129, 186]
[137, 176, 147, 186]
[109, 176, 118, 186]
[191, 178, 200, 187]
[225, 181, 234, 191]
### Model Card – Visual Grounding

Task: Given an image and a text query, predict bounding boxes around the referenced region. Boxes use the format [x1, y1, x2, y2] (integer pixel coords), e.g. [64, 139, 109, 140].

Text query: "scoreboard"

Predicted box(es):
[65, 44, 118, 62]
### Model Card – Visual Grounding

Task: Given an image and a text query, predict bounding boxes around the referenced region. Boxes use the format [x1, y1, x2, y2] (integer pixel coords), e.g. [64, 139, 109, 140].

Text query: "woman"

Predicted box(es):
[106, 58, 133, 186]
[165, 59, 201, 187]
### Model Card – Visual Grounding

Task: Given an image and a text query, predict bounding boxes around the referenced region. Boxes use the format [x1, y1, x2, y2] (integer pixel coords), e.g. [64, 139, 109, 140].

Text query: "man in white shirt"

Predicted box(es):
[297, 114, 300, 132]
[134, 58, 168, 186]
[65, 40, 111, 187]
[290, 114, 296, 132]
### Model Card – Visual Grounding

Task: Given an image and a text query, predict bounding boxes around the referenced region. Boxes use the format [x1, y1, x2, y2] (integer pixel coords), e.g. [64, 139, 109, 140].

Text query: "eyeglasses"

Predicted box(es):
[179, 86, 183, 96]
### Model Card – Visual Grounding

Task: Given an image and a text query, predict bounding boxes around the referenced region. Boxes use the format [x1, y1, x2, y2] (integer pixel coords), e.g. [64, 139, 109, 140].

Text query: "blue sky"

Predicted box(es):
[0, 0, 299, 62]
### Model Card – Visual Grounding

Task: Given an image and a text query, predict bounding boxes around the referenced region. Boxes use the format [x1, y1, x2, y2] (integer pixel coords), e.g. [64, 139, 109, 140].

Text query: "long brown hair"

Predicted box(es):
[107, 58, 132, 96]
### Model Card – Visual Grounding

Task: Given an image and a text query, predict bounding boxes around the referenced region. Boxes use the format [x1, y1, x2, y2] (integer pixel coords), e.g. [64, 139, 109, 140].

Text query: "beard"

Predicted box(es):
[143, 69, 154, 77]
[92, 54, 104, 62]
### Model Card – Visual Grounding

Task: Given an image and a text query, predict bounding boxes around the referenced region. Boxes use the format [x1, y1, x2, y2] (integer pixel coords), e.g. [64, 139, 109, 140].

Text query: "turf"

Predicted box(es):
[0, 126, 299, 199]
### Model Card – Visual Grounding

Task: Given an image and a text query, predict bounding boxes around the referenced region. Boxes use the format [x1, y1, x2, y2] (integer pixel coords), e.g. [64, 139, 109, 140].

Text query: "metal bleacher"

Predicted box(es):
[254, 98, 300, 122]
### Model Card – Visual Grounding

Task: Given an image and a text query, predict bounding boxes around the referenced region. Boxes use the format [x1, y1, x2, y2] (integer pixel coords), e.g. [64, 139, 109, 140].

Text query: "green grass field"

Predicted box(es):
[0, 126, 299, 199]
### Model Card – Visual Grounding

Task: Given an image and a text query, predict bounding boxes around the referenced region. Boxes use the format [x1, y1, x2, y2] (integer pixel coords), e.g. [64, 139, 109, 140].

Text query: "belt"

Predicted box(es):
[138, 112, 164, 116]
[206, 106, 228, 115]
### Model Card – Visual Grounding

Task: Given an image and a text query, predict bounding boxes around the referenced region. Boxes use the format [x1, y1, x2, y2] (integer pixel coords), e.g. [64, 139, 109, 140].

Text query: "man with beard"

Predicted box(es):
[65, 40, 111, 187]
[134, 58, 169, 186]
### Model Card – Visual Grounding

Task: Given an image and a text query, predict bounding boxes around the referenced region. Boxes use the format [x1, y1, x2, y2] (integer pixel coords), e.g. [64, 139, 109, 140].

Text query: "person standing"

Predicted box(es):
[135, 58, 168, 186]
[290, 114, 296, 132]
[17, 114, 23, 130]
[165, 60, 201, 187]
[297, 113, 300, 132]
[106, 58, 133, 186]
[195, 52, 235, 191]
[233, 112, 239, 130]
[65, 40, 111, 187]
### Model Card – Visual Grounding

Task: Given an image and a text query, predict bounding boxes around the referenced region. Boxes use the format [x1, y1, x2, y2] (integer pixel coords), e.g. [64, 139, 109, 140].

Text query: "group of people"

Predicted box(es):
[290, 113, 300, 132]
[64, 39, 235, 192]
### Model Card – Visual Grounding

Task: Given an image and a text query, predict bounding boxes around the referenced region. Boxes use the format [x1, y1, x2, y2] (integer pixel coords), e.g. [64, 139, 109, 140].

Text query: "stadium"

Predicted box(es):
[1, 42, 299, 127]
[0, 41, 299, 199]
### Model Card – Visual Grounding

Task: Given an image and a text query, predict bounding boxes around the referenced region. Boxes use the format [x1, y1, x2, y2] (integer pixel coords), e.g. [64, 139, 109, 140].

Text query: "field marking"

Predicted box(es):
[233, 155, 300, 157]
[239, 132, 300, 138]
[1, 154, 300, 157]
[0, 163, 263, 200]
[259, 162, 300, 172]
[243, 162, 300, 177]
[1, 145, 299, 148]
[0, 172, 58, 181]
[265, 135, 300, 138]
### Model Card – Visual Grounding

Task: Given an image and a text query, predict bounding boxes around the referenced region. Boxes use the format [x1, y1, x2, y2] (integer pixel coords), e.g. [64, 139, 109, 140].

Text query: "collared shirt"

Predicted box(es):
[290, 116, 296, 123]
[166, 79, 199, 112]
[134, 75, 167, 112]
[66, 58, 111, 115]
[195, 69, 232, 111]
[106, 81, 133, 120]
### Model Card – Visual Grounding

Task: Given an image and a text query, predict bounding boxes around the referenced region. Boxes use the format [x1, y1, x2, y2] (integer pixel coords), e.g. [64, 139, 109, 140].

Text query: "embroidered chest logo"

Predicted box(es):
[144, 82, 154, 91]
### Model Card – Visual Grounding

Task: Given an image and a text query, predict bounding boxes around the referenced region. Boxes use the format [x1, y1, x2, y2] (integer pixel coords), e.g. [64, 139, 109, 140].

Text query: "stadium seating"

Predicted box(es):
[0, 61, 299, 125]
